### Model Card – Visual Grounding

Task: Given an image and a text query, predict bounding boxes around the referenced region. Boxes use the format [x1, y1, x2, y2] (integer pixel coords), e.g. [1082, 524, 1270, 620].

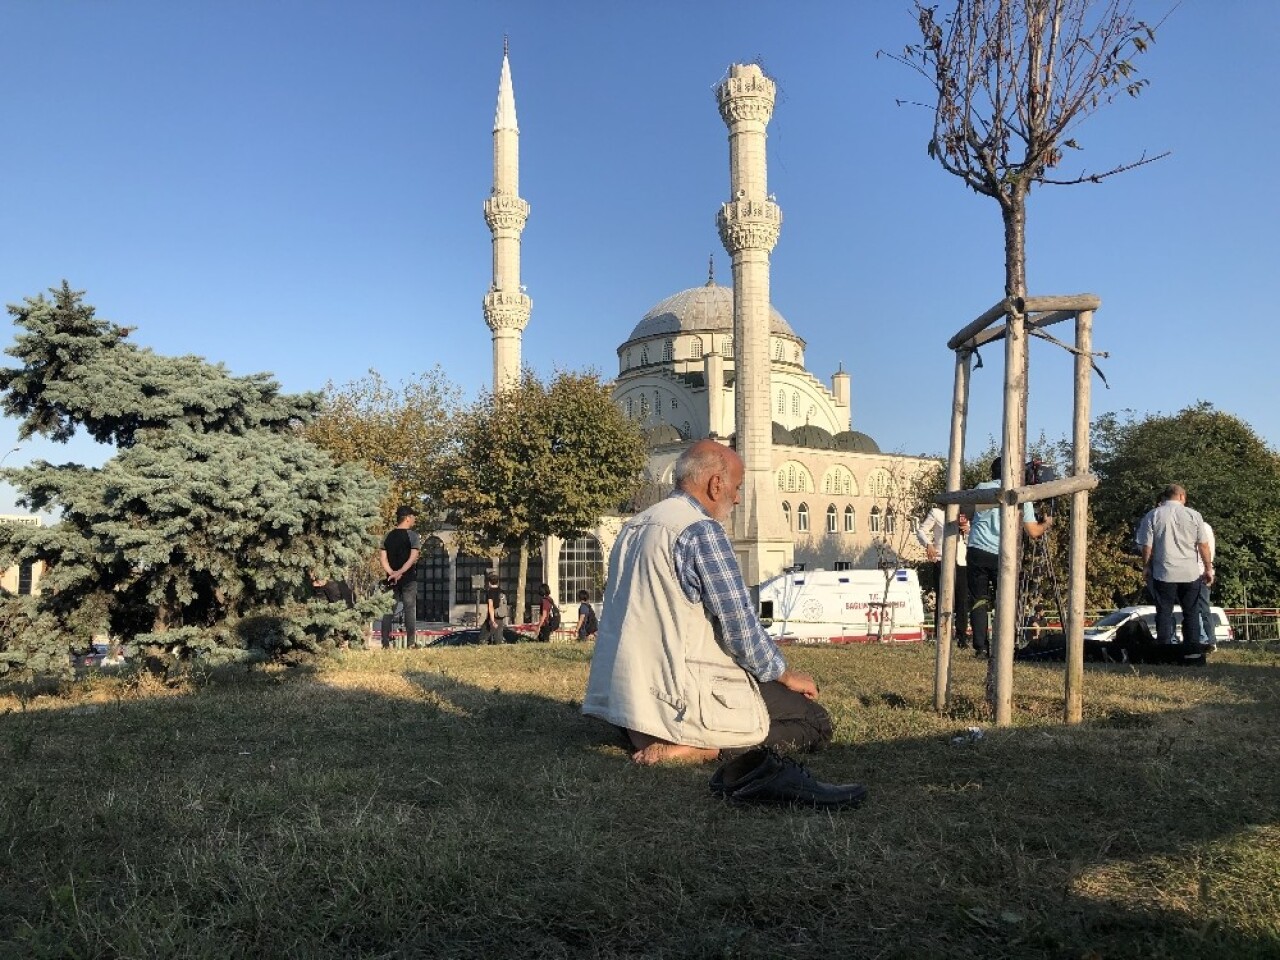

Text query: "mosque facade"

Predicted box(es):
[416, 50, 934, 626]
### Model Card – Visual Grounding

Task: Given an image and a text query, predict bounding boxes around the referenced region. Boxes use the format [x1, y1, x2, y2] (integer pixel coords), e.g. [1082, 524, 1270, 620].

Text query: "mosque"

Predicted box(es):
[416, 50, 934, 625]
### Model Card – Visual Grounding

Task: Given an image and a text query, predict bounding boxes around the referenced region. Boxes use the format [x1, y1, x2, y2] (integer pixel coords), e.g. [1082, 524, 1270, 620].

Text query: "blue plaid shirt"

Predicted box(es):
[669, 491, 787, 683]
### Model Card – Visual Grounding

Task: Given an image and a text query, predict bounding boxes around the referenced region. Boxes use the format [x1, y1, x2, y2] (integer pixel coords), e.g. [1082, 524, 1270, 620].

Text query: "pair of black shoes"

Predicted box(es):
[710, 747, 867, 810]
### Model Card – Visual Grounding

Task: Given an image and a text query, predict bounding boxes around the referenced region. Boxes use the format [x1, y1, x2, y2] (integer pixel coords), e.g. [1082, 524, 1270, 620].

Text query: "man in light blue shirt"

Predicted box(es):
[965, 457, 1052, 657]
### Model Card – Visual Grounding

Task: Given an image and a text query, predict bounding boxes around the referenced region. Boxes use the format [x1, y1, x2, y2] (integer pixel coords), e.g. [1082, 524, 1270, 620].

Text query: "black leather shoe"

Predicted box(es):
[710, 748, 867, 810]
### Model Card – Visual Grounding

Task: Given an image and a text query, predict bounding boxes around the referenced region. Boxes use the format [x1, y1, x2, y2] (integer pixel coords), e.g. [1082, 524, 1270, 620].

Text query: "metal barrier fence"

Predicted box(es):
[1222, 608, 1280, 643]
[923, 608, 1280, 644]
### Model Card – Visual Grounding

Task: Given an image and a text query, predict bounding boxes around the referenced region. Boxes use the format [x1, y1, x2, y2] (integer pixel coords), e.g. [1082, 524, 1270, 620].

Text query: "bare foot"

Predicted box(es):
[630, 740, 719, 766]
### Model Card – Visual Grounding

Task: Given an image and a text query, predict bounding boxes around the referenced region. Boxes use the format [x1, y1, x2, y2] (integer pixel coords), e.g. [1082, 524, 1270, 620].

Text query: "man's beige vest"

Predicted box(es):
[582, 496, 770, 749]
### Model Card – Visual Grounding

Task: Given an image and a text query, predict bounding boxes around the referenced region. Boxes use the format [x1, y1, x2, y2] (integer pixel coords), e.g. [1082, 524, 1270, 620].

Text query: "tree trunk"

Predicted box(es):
[516, 541, 529, 625]
[989, 187, 1031, 718]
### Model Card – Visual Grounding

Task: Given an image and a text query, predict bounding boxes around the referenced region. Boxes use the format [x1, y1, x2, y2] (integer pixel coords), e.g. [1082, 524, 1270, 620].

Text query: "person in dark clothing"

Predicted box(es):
[482, 571, 506, 645]
[535, 583, 558, 642]
[310, 574, 355, 608]
[575, 589, 598, 642]
[379, 506, 421, 649]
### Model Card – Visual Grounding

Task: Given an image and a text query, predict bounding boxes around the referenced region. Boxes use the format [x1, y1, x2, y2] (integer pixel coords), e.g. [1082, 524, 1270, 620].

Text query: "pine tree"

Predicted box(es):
[0, 283, 383, 674]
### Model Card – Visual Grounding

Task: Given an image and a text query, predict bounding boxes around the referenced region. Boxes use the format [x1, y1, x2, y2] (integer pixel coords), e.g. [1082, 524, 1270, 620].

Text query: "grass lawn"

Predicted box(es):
[2, 642, 1278, 959]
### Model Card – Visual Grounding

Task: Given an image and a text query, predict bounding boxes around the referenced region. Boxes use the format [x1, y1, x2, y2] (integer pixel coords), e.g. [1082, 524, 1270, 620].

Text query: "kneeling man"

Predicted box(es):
[583, 439, 832, 765]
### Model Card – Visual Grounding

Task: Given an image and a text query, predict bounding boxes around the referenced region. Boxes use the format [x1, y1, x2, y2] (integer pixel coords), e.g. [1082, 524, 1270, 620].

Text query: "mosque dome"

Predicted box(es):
[625, 282, 797, 342]
[791, 424, 834, 449]
[644, 422, 684, 447]
[772, 422, 795, 445]
[833, 430, 881, 454]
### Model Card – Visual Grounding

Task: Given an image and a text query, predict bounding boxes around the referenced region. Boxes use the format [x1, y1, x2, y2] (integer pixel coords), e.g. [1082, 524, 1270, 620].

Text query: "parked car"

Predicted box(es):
[1085, 604, 1232, 650]
[425, 627, 534, 647]
[73, 641, 127, 669]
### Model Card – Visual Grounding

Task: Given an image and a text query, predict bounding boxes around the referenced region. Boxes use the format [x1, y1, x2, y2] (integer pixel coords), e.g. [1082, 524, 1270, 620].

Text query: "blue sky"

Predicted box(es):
[2, 1, 1276, 514]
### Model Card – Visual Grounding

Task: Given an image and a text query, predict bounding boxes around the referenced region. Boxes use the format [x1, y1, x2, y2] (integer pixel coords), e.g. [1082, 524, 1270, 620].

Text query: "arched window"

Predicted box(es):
[559, 535, 604, 605]
[640, 345, 649, 365]
[663, 340, 673, 362]
[779, 460, 814, 493]
[885, 508, 897, 536]
[654, 391, 661, 414]
[844, 505, 856, 533]
[626, 349, 633, 368]
[791, 392, 799, 415]
[625, 398, 633, 418]
[797, 503, 810, 533]
[778, 390, 786, 415]
[774, 341, 784, 360]
[681, 421, 691, 438]
[823, 467, 856, 495]
[454, 552, 490, 610]
[869, 506, 882, 534]
[826, 504, 838, 533]
[691, 336, 703, 358]
[782, 500, 792, 528]
[416, 536, 450, 624]
[807, 405, 816, 422]
[639, 395, 649, 419]
[867, 469, 894, 498]
[670, 397, 678, 411]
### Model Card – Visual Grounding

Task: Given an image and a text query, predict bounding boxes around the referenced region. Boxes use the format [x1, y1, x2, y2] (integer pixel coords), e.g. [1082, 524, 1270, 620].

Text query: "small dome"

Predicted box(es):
[645, 423, 684, 447]
[772, 422, 795, 445]
[626, 282, 796, 342]
[833, 430, 880, 453]
[791, 424, 834, 449]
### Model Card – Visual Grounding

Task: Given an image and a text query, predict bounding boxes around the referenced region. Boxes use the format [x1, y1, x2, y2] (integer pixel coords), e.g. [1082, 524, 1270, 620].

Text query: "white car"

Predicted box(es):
[1085, 604, 1232, 650]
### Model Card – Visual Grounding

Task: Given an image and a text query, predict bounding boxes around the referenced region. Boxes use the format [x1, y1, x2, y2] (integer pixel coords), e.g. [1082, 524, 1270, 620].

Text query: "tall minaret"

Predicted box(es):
[716, 63, 793, 586]
[482, 40, 531, 392]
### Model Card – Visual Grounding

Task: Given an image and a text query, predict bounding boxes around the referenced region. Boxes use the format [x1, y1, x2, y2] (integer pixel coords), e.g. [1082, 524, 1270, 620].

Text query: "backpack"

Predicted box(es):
[547, 600, 561, 632]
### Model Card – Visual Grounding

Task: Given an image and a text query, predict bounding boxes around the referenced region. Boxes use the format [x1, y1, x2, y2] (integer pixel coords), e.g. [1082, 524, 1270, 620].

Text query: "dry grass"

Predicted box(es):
[1, 643, 1277, 958]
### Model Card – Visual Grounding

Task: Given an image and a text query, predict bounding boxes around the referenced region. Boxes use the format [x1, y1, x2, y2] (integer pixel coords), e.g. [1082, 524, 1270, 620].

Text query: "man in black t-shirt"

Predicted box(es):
[379, 506, 421, 649]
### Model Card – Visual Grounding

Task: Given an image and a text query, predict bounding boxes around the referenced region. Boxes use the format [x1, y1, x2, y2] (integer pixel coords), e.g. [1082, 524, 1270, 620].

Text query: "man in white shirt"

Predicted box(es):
[915, 506, 969, 648]
[1135, 484, 1214, 646]
[1194, 520, 1217, 644]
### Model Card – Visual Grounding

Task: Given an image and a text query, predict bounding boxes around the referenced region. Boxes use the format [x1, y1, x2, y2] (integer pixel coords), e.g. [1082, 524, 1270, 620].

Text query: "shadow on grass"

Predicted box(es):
[0, 648, 1276, 959]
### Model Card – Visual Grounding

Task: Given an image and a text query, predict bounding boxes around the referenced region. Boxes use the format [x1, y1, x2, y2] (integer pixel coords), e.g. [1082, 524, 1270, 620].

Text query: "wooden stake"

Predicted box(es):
[934, 349, 971, 712]
[1065, 309, 1094, 724]
[994, 305, 1026, 726]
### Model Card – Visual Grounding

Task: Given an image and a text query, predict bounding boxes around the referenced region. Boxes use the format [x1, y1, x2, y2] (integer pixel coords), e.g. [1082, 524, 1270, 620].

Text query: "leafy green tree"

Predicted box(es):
[439, 371, 646, 608]
[304, 368, 460, 534]
[1090, 403, 1280, 606]
[0, 283, 383, 673]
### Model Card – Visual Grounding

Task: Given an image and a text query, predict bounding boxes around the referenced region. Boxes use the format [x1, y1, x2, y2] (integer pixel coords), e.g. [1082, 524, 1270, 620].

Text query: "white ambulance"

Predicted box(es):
[757, 567, 926, 645]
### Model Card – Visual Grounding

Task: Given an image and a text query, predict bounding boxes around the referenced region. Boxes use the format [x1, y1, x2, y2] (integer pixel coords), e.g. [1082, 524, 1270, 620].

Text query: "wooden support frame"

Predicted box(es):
[933, 295, 1100, 726]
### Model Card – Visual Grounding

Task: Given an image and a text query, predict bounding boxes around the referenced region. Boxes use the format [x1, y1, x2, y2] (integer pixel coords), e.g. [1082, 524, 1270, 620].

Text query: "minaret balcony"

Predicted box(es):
[483, 290, 532, 331]
[717, 199, 782, 254]
[484, 195, 530, 232]
[716, 74, 777, 125]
